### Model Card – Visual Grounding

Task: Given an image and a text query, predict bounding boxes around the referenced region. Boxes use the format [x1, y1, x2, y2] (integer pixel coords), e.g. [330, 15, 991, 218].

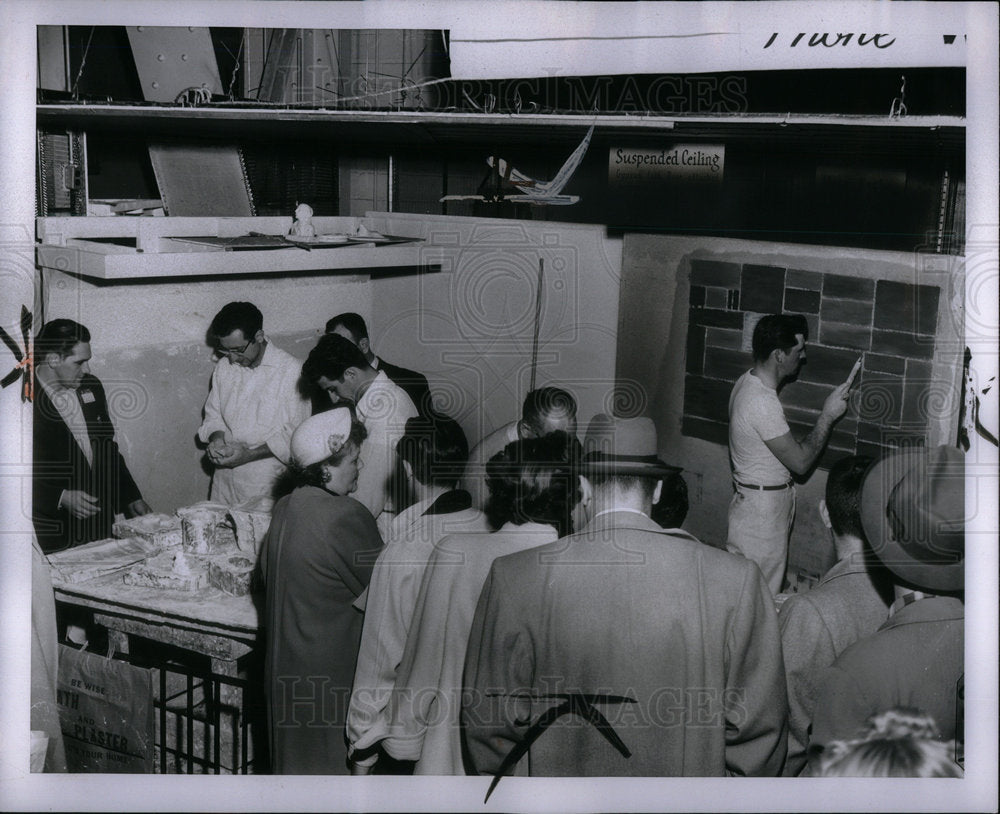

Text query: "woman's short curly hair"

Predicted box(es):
[484, 431, 583, 536]
[288, 419, 367, 490]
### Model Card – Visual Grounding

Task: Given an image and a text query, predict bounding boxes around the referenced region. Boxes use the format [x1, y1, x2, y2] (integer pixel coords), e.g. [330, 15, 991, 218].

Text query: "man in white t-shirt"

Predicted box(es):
[727, 314, 853, 595]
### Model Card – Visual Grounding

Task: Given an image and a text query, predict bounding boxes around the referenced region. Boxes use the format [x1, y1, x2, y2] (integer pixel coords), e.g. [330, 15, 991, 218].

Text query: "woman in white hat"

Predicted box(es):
[260, 407, 384, 774]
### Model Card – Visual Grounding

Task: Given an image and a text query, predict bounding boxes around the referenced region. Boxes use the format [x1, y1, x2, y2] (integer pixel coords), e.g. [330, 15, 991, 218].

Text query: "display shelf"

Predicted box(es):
[36, 215, 429, 280]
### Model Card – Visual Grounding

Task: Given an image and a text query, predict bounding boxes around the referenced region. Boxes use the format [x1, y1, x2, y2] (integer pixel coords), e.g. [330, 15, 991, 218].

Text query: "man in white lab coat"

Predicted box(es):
[198, 301, 310, 505]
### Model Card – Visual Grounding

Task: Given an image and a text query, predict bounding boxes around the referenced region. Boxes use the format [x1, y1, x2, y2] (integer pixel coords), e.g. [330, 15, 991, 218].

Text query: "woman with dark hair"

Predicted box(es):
[484, 430, 585, 536]
[261, 407, 383, 774]
[369, 430, 589, 775]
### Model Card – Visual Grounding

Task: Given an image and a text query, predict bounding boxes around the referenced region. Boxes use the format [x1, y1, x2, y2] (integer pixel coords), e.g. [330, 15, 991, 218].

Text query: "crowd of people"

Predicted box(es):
[31, 302, 965, 779]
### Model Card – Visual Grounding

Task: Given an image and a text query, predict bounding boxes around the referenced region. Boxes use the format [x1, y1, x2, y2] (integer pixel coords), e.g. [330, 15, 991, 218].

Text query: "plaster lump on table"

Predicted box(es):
[208, 555, 256, 596]
[177, 503, 231, 554]
[113, 512, 183, 548]
[122, 549, 208, 592]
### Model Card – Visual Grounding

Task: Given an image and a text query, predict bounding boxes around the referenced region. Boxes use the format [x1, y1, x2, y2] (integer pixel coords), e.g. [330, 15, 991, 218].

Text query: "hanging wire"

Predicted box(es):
[462, 89, 484, 112]
[70, 26, 96, 100]
[246, 28, 276, 100]
[328, 30, 343, 101]
[225, 30, 246, 99]
[889, 74, 907, 118]
[174, 86, 212, 106]
[402, 42, 428, 82]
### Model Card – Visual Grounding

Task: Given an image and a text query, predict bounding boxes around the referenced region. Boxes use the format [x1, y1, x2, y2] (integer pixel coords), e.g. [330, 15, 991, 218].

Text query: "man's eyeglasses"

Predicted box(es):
[216, 338, 255, 357]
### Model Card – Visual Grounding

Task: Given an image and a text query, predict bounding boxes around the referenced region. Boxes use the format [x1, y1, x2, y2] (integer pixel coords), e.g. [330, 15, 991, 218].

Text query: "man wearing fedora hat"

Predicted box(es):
[808, 445, 965, 760]
[463, 414, 788, 781]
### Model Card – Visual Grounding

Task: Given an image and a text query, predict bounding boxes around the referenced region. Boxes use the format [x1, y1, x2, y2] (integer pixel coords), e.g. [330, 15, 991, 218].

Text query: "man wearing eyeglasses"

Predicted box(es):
[197, 301, 310, 505]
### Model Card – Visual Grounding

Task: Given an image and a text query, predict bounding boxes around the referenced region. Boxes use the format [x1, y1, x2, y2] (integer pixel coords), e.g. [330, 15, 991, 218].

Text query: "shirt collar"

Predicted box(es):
[356, 369, 387, 408]
[594, 507, 649, 520]
[36, 371, 63, 399]
[823, 550, 881, 583]
[888, 590, 931, 618]
[496, 520, 558, 537]
[391, 495, 435, 531]
[226, 337, 273, 369]
[424, 489, 473, 516]
[36, 372, 84, 410]
[879, 594, 963, 630]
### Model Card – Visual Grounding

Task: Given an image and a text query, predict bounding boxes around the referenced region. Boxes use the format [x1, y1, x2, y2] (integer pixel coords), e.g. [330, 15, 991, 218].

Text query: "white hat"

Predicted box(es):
[291, 407, 353, 467]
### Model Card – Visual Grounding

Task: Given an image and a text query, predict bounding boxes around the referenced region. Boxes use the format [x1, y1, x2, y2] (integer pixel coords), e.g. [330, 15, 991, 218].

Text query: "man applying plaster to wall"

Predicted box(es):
[726, 314, 854, 595]
[198, 301, 310, 505]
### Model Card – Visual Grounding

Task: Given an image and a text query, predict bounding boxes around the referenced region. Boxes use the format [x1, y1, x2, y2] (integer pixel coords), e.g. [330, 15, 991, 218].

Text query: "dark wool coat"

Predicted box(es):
[32, 374, 143, 554]
[261, 486, 382, 774]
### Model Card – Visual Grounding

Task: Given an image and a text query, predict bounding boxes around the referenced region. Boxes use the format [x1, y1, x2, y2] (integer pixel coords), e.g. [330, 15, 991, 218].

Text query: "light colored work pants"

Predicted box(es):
[726, 484, 795, 596]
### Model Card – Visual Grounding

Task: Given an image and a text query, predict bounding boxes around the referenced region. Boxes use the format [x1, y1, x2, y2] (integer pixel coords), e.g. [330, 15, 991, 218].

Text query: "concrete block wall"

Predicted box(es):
[617, 233, 963, 580]
[684, 258, 947, 469]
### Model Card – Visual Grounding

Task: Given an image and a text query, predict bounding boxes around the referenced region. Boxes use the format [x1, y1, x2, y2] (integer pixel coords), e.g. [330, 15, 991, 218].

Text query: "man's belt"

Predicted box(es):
[735, 479, 794, 491]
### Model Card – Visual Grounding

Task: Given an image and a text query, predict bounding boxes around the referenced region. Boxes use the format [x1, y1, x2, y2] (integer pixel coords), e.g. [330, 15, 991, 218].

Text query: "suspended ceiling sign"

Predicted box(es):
[447, 1, 968, 78]
[609, 144, 725, 187]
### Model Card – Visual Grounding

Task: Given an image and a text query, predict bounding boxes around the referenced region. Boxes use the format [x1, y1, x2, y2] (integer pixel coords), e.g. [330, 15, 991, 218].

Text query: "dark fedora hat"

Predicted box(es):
[582, 414, 681, 478]
[860, 445, 965, 593]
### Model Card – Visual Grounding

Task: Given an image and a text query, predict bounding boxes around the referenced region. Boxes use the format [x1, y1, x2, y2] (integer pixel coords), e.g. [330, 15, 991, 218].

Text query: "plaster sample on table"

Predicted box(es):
[290, 203, 315, 237]
[207, 554, 256, 596]
[123, 550, 208, 592]
[112, 513, 184, 548]
[177, 503, 230, 554]
[227, 500, 272, 557]
[46, 537, 159, 584]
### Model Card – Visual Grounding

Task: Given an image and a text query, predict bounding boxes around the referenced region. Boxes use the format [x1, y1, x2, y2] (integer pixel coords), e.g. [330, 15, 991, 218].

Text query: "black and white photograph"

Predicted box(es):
[1, 1, 997, 811]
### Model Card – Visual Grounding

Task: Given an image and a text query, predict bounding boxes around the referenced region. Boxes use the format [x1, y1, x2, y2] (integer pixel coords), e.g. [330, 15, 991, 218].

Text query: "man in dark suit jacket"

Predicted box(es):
[320, 312, 432, 415]
[463, 415, 788, 785]
[32, 319, 150, 554]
